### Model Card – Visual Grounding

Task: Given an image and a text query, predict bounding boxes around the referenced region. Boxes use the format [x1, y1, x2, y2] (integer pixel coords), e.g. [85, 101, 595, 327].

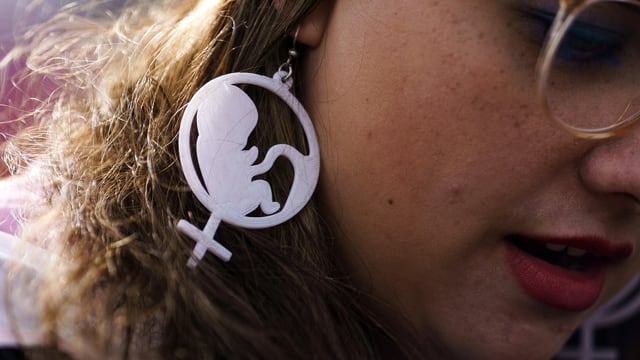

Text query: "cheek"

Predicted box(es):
[309, 9, 531, 272]
[309, 40, 569, 332]
[315, 54, 538, 239]
[315, 81, 512, 293]
[304, 0, 576, 319]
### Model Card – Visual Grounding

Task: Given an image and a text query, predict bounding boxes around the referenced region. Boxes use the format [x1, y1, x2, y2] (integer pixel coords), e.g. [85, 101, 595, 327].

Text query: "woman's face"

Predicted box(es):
[301, 0, 640, 358]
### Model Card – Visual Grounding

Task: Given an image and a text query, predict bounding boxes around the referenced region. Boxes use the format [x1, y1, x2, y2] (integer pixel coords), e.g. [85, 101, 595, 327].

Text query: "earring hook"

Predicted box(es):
[278, 26, 301, 83]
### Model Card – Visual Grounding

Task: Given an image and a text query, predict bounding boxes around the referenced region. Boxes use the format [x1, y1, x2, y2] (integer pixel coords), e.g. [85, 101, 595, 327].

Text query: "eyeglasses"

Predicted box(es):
[537, 0, 640, 139]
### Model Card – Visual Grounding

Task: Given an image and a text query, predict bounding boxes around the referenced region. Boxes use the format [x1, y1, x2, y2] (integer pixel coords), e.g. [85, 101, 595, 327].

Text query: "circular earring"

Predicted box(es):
[177, 41, 319, 268]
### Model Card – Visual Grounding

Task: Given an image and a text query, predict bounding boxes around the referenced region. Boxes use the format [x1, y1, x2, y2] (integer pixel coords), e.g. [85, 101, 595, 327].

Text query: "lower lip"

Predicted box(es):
[506, 243, 605, 312]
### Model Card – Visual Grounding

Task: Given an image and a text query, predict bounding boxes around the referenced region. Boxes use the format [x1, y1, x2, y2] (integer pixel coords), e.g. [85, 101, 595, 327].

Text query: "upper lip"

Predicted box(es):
[512, 235, 634, 262]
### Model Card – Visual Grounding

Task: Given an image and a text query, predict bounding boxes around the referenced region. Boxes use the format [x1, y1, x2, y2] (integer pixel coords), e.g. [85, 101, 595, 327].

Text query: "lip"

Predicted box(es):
[505, 235, 633, 312]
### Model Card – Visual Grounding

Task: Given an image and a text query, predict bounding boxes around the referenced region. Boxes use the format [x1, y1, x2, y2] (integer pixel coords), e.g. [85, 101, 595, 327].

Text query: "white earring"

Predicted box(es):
[177, 38, 319, 268]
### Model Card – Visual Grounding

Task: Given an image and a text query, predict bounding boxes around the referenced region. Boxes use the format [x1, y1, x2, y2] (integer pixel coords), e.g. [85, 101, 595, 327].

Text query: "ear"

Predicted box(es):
[295, 0, 334, 48]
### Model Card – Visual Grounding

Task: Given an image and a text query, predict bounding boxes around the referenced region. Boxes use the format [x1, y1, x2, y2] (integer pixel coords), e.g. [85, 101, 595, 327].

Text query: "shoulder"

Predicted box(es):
[0, 173, 49, 347]
[0, 231, 46, 347]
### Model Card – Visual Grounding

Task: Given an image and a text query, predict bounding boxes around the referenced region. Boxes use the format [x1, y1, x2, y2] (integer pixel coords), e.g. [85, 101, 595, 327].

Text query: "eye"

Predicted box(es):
[557, 16, 626, 64]
[518, 6, 629, 65]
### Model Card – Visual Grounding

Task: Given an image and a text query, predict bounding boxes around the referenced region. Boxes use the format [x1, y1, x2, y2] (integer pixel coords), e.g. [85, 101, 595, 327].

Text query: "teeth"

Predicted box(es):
[544, 243, 588, 257]
[546, 243, 568, 252]
[567, 247, 587, 257]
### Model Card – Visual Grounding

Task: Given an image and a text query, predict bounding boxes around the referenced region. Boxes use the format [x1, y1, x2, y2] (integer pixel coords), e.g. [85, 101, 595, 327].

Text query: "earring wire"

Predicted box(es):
[279, 26, 301, 83]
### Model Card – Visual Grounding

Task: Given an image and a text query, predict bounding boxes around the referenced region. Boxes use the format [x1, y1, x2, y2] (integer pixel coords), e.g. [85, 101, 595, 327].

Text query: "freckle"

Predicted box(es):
[448, 185, 464, 205]
[478, 32, 485, 40]
[367, 131, 373, 140]
[387, 198, 394, 206]
[513, 120, 521, 129]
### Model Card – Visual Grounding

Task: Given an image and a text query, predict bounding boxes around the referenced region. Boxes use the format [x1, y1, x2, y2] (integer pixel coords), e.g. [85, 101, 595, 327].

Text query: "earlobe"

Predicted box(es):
[295, 0, 334, 48]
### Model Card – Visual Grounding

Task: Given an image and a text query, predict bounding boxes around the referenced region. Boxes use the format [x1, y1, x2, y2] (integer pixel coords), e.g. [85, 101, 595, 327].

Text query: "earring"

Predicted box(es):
[177, 30, 320, 268]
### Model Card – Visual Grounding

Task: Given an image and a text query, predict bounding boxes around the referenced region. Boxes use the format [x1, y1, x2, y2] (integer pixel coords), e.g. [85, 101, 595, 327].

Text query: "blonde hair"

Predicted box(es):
[1, 0, 413, 359]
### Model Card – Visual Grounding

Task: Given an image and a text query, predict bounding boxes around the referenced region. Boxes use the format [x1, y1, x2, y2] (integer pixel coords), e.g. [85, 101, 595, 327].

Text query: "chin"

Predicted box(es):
[412, 306, 582, 360]
[427, 335, 567, 360]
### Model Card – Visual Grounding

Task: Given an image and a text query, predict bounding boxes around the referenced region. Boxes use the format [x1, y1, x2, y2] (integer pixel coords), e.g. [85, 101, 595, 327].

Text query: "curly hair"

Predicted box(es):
[1, 1, 415, 359]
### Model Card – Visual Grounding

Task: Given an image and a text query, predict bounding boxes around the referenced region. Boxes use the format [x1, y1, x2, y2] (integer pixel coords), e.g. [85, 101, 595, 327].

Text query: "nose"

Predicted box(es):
[579, 130, 640, 205]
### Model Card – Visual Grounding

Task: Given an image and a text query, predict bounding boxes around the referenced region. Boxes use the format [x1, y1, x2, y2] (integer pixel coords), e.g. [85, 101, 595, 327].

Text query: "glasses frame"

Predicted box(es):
[537, 0, 640, 139]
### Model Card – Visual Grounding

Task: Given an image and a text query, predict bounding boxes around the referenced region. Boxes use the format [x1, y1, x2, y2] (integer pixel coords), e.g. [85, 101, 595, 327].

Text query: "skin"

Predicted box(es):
[298, 0, 640, 359]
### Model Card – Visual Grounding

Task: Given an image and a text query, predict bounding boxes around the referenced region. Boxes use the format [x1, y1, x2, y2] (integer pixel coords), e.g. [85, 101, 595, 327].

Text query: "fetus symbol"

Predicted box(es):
[177, 71, 320, 268]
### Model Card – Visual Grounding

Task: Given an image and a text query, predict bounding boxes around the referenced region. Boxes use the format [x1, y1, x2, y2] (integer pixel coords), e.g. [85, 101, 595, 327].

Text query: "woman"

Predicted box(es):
[1, 0, 639, 359]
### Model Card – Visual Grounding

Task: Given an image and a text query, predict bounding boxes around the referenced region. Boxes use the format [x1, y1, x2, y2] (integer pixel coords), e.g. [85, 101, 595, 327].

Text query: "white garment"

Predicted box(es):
[0, 173, 47, 346]
[0, 231, 46, 346]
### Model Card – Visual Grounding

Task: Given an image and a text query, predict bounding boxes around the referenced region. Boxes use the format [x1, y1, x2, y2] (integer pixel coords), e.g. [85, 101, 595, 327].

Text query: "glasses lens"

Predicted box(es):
[545, 1, 640, 131]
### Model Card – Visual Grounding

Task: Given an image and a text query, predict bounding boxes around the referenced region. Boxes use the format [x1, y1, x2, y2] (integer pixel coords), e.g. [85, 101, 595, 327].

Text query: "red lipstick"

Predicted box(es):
[506, 235, 632, 312]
